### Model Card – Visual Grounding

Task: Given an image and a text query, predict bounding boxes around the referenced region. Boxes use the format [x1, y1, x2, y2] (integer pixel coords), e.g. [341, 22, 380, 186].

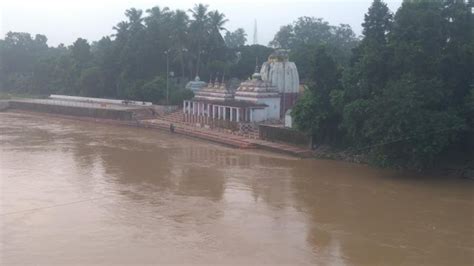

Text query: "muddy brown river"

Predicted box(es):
[0, 112, 473, 265]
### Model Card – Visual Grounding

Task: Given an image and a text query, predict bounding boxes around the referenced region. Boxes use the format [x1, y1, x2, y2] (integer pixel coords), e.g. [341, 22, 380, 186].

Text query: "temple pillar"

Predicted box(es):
[236, 108, 240, 122]
[230, 107, 233, 121]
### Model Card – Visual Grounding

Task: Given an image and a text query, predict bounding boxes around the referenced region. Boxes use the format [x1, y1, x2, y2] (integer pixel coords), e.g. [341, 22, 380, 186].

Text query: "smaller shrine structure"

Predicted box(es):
[182, 70, 280, 128]
[185, 76, 207, 92]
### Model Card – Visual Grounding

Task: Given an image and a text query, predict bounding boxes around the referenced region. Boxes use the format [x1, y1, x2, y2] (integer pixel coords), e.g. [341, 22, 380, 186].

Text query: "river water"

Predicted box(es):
[0, 112, 473, 265]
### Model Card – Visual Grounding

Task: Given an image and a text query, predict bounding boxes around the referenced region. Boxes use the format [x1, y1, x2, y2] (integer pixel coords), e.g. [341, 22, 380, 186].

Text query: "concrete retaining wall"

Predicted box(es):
[8, 101, 134, 120]
[259, 124, 310, 147]
[0, 100, 10, 111]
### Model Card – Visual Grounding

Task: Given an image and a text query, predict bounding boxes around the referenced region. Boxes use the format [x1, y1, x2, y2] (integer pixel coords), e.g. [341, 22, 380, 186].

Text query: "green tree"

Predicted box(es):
[71, 38, 92, 68]
[342, 0, 393, 143]
[361, 75, 464, 168]
[270, 17, 358, 80]
[269, 25, 294, 49]
[189, 3, 209, 77]
[206, 10, 228, 66]
[224, 28, 247, 48]
[171, 10, 190, 78]
[227, 45, 273, 79]
[344, 0, 471, 168]
[79, 67, 104, 97]
[293, 46, 343, 144]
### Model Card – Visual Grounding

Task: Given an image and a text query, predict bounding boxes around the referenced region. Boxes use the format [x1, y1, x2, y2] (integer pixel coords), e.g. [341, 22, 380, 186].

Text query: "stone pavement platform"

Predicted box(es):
[139, 119, 312, 158]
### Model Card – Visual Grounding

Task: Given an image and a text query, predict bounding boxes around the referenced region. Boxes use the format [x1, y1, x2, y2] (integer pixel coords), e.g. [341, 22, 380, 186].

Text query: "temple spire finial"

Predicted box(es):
[207, 74, 214, 89]
[255, 56, 260, 73]
[252, 57, 262, 80]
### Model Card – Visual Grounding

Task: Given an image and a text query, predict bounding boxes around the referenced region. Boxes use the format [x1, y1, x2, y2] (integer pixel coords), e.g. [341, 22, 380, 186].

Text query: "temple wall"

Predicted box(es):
[251, 109, 266, 122]
[280, 92, 299, 117]
[256, 98, 280, 121]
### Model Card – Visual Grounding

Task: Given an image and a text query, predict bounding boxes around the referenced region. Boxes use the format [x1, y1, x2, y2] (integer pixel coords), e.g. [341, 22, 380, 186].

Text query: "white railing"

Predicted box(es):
[24, 99, 127, 109]
[49, 95, 152, 106]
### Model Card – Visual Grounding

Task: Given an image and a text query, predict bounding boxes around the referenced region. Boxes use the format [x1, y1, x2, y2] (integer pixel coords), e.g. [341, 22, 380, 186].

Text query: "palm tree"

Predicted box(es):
[171, 10, 190, 78]
[145, 6, 171, 26]
[207, 10, 228, 64]
[208, 10, 228, 37]
[188, 4, 209, 77]
[144, 6, 173, 57]
[112, 21, 130, 38]
[125, 8, 144, 31]
[189, 4, 209, 27]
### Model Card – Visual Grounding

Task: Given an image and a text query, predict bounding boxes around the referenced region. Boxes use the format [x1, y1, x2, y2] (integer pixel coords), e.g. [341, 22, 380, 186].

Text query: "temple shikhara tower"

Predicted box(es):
[260, 49, 300, 116]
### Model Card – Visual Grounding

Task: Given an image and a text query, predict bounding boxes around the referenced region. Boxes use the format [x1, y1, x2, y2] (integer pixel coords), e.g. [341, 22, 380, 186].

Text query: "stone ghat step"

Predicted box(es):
[139, 120, 256, 149]
[140, 119, 313, 157]
[161, 114, 262, 140]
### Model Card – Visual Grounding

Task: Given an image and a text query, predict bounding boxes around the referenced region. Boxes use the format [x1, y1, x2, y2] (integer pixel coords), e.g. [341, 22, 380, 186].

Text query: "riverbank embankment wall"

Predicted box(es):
[8, 100, 134, 120]
[0, 100, 10, 111]
[259, 124, 310, 147]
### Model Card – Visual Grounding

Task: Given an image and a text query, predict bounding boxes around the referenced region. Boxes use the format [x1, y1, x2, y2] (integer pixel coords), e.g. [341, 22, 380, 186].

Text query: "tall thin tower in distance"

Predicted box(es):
[253, 19, 258, 45]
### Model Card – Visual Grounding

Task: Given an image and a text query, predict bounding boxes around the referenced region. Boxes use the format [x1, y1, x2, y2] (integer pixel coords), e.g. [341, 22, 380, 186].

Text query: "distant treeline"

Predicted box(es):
[0, 3, 356, 104]
[1, 0, 472, 169]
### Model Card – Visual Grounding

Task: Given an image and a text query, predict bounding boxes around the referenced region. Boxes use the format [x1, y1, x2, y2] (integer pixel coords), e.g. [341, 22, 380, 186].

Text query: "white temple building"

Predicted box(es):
[260, 49, 300, 116]
[182, 70, 280, 126]
[234, 71, 280, 122]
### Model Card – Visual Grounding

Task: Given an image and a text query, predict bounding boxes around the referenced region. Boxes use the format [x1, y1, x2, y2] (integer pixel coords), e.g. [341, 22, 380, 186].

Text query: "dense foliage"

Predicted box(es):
[270, 17, 359, 80]
[292, 0, 473, 169]
[0, 4, 268, 104]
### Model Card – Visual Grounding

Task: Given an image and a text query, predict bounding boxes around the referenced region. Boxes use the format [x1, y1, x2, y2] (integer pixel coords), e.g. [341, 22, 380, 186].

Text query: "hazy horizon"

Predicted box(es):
[0, 0, 402, 47]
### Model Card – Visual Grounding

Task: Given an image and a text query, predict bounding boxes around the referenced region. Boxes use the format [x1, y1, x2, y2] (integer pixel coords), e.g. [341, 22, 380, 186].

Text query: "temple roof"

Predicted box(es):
[194, 78, 234, 102]
[185, 76, 207, 91]
[189, 98, 267, 108]
[236, 69, 279, 96]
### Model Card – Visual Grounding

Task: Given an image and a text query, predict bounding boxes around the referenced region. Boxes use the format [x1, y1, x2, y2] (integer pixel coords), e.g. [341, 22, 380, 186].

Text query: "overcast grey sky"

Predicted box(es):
[0, 0, 401, 47]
